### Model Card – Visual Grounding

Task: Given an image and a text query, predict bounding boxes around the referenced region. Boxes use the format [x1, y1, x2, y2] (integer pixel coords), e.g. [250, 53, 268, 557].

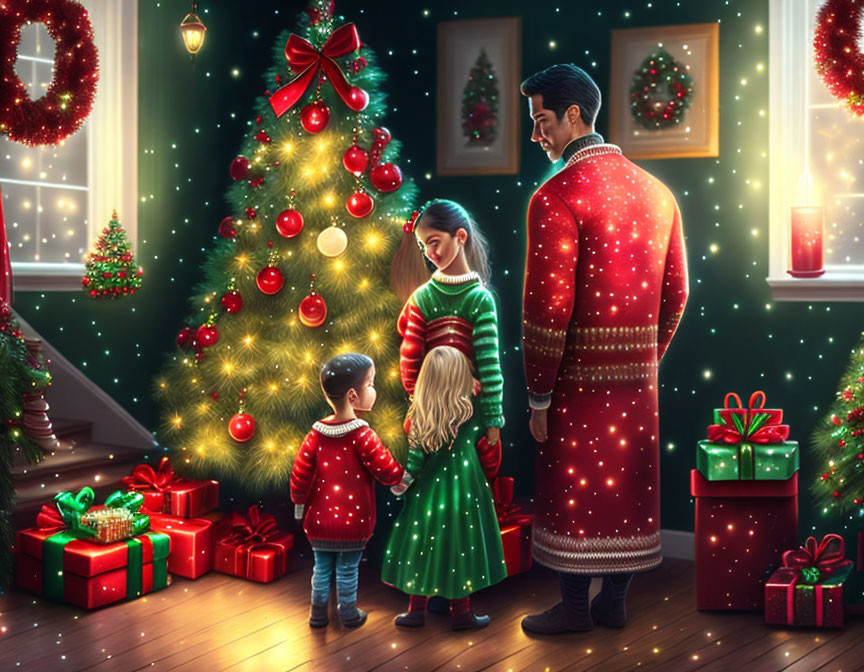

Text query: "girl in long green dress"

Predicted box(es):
[382, 346, 507, 630]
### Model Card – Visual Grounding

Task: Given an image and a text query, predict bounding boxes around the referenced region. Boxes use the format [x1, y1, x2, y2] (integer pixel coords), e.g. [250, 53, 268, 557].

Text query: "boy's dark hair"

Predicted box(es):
[320, 353, 373, 400]
[520, 64, 602, 126]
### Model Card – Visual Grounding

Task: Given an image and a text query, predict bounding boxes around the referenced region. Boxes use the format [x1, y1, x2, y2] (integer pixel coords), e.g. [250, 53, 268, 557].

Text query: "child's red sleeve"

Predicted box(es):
[475, 435, 501, 482]
[290, 431, 318, 504]
[357, 428, 404, 486]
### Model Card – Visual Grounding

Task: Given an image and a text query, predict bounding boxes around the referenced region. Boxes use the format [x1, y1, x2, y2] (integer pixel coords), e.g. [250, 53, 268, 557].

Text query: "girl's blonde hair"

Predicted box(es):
[390, 199, 491, 305]
[406, 346, 474, 453]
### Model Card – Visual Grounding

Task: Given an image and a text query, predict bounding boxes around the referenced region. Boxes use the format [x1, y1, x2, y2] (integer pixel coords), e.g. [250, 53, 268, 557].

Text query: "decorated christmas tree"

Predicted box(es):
[461, 48, 499, 145]
[156, 0, 418, 493]
[811, 333, 864, 520]
[82, 211, 143, 298]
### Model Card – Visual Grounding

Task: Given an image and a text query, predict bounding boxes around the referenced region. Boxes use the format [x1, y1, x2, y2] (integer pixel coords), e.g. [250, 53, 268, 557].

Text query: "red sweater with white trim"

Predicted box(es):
[290, 418, 404, 551]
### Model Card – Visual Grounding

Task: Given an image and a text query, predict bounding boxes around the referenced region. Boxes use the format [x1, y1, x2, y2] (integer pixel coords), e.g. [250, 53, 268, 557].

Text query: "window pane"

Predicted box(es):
[2, 22, 88, 268]
[15, 24, 55, 61]
[808, 0, 864, 267]
[2, 183, 88, 264]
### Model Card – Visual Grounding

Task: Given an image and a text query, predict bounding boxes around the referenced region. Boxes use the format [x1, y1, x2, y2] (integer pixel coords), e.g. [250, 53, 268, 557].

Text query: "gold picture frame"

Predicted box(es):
[609, 23, 719, 159]
[436, 17, 521, 175]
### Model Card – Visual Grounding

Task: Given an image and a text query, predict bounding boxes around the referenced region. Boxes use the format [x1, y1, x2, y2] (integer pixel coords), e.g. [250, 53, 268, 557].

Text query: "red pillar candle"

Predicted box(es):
[788, 206, 825, 278]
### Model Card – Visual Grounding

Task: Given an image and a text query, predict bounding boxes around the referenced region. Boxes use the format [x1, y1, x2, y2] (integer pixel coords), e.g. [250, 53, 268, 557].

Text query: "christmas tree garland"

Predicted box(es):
[629, 47, 694, 131]
[814, 0, 864, 116]
[0, 301, 51, 593]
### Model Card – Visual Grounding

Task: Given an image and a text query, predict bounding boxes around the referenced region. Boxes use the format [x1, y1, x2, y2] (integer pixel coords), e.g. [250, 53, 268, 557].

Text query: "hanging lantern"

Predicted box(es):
[180, 2, 207, 58]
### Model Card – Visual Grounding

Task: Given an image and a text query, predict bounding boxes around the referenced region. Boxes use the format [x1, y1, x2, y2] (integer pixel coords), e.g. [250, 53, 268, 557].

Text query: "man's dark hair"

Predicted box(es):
[320, 353, 373, 400]
[521, 64, 602, 126]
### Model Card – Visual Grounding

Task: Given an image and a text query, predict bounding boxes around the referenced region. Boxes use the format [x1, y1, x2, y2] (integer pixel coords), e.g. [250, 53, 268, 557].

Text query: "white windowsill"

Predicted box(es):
[12, 263, 85, 292]
[767, 271, 864, 301]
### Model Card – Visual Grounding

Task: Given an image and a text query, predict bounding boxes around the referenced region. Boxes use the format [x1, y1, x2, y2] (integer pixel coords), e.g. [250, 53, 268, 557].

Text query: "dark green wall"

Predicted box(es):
[12, 0, 864, 583]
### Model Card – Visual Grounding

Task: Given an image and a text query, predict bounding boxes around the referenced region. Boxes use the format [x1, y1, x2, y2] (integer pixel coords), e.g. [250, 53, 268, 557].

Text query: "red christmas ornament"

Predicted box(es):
[245, 207, 257, 220]
[373, 126, 392, 146]
[370, 163, 403, 192]
[177, 327, 194, 348]
[196, 324, 219, 348]
[276, 209, 304, 238]
[347, 86, 370, 112]
[219, 217, 236, 238]
[230, 156, 251, 181]
[346, 190, 375, 218]
[342, 145, 369, 175]
[300, 101, 330, 133]
[299, 290, 327, 327]
[257, 266, 284, 294]
[221, 290, 242, 314]
[228, 413, 256, 442]
[255, 129, 271, 144]
[249, 175, 264, 189]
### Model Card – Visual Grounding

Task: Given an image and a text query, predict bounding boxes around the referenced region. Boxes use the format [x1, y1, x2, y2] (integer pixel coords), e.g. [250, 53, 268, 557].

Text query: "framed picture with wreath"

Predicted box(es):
[436, 17, 521, 175]
[609, 23, 719, 160]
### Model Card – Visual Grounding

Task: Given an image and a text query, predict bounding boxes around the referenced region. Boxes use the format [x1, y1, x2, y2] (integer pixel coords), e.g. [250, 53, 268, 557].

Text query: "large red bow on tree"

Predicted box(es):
[269, 23, 369, 117]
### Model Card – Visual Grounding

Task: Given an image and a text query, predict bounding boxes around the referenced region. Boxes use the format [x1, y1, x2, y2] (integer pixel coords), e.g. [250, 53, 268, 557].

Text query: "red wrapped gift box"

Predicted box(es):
[148, 514, 214, 580]
[213, 506, 293, 583]
[15, 525, 170, 609]
[765, 568, 845, 627]
[493, 477, 533, 576]
[691, 469, 798, 611]
[765, 534, 852, 628]
[122, 457, 219, 518]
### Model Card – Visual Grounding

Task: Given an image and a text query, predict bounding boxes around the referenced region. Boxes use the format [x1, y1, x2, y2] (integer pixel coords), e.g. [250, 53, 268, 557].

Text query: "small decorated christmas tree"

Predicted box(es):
[82, 211, 143, 298]
[812, 333, 864, 520]
[461, 48, 499, 145]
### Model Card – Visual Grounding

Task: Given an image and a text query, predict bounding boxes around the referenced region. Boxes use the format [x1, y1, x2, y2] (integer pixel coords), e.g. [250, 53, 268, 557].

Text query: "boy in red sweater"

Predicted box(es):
[291, 353, 404, 629]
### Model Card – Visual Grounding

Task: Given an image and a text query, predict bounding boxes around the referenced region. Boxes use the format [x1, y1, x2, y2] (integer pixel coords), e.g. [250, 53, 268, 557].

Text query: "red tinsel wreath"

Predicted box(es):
[0, 0, 99, 146]
[814, 0, 864, 115]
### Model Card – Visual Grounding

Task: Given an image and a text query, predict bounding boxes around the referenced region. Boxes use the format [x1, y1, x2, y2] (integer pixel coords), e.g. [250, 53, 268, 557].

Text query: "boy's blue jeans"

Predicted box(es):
[311, 550, 363, 607]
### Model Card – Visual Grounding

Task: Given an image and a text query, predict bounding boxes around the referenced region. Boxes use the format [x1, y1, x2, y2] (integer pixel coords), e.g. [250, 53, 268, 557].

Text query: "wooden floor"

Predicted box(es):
[2, 557, 863, 672]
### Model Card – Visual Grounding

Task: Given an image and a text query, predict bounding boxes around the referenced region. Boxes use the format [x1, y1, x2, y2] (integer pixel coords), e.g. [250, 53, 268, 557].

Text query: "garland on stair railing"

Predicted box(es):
[0, 300, 51, 593]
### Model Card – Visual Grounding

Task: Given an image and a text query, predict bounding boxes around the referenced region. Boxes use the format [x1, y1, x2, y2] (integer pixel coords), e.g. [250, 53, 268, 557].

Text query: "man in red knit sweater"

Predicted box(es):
[520, 64, 689, 634]
[291, 353, 404, 629]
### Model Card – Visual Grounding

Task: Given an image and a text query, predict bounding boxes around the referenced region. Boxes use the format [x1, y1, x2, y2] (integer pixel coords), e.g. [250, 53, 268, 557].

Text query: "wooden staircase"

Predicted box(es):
[11, 417, 151, 530]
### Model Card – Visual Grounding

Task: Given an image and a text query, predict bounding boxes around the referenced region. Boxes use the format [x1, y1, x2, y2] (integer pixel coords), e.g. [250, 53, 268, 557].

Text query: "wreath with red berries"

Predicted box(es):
[0, 0, 99, 146]
[814, 0, 864, 115]
[630, 47, 694, 131]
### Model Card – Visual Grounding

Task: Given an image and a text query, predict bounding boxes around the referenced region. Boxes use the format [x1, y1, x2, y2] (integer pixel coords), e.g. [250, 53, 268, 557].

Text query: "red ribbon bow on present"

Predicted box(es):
[269, 23, 369, 117]
[224, 505, 281, 545]
[707, 390, 789, 444]
[782, 534, 854, 584]
[492, 477, 532, 526]
[35, 502, 68, 533]
[121, 456, 180, 493]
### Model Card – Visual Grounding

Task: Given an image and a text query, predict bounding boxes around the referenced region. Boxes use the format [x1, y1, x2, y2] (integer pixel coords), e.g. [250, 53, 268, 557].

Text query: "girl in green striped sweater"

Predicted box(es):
[384, 199, 506, 630]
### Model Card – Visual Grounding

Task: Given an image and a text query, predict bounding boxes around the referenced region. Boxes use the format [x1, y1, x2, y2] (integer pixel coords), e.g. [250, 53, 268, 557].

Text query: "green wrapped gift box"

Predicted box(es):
[696, 440, 799, 480]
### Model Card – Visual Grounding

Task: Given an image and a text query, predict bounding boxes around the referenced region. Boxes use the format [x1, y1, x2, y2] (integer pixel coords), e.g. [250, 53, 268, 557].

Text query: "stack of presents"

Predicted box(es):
[693, 391, 854, 627]
[13, 457, 532, 610]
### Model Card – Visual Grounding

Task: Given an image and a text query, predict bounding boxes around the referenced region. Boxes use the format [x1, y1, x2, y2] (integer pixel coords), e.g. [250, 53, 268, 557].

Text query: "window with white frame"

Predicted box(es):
[768, 0, 864, 301]
[0, 0, 137, 291]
